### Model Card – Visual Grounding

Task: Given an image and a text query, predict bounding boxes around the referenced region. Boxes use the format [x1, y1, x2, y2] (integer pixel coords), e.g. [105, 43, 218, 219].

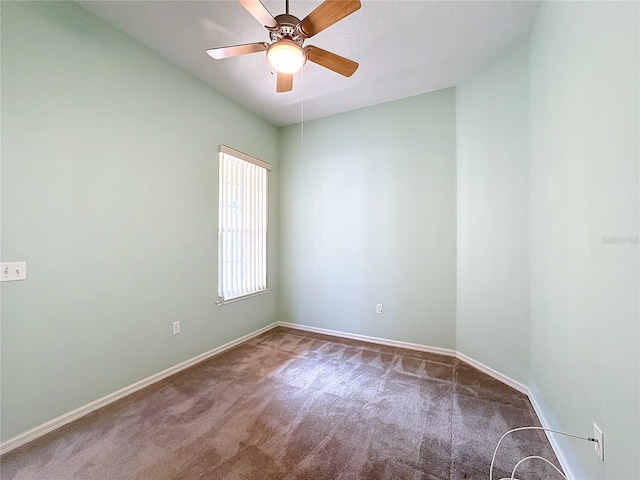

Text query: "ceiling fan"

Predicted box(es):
[206, 0, 361, 93]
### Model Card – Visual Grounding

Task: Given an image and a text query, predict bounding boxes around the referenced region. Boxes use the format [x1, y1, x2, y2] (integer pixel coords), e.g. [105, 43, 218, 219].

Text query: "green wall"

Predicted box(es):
[456, 40, 530, 384]
[528, 2, 639, 478]
[0, 1, 279, 442]
[455, 2, 639, 477]
[456, 2, 640, 480]
[278, 89, 457, 348]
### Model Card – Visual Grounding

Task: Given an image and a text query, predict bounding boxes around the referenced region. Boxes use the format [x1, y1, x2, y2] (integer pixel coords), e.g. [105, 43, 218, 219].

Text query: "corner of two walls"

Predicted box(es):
[455, 39, 531, 385]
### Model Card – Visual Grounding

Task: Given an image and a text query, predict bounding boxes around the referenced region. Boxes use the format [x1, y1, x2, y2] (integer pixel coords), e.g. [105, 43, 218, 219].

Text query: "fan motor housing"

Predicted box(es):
[270, 14, 304, 45]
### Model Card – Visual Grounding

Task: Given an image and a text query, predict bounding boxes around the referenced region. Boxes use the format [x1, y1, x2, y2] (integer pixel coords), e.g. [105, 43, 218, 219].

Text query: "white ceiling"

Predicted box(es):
[77, 0, 540, 127]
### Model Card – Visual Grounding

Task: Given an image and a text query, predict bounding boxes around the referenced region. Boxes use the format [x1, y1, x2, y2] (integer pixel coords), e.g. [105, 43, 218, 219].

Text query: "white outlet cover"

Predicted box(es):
[593, 423, 604, 461]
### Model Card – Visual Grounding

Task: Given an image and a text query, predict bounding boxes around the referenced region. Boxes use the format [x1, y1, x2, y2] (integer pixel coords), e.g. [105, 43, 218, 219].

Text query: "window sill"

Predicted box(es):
[216, 289, 271, 306]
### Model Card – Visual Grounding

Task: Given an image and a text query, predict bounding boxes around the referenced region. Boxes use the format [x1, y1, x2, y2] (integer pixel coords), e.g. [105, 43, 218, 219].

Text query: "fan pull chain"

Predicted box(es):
[300, 67, 304, 142]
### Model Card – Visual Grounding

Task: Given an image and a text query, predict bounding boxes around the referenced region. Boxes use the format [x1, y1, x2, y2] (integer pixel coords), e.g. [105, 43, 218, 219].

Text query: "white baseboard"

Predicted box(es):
[278, 322, 529, 394]
[527, 390, 577, 480]
[0, 322, 278, 455]
[455, 351, 529, 395]
[276, 321, 457, 358]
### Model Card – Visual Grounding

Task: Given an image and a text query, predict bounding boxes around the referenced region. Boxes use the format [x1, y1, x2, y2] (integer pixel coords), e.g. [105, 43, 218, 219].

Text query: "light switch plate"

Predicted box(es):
[1, 262, 27, 282]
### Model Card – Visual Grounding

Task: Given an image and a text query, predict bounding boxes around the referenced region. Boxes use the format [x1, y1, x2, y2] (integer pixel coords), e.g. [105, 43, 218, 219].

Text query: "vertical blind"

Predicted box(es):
[217, 146, 270, 303]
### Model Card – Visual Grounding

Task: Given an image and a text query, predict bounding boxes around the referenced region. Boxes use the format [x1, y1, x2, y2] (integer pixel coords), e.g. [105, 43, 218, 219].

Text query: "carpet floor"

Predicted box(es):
[1, 327, 562, 480]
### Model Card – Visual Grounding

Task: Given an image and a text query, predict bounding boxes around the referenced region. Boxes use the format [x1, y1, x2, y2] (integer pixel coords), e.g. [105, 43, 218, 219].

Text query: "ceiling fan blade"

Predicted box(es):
[305, 46, 358, 77]
[298, 0, 361, 38]
[206, 42, 268, 59]
[238, 0, 278, 29]
[277, 72, 293, 93]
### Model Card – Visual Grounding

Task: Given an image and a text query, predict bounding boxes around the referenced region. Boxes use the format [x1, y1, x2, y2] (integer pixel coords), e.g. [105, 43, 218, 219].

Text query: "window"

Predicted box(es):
[217, 145, 270, 305]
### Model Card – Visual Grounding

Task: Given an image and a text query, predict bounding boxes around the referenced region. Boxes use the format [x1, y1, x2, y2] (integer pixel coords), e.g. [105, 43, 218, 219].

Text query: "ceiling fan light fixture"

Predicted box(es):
[267, 40, 306, 74]
[206, 0, 361, 92]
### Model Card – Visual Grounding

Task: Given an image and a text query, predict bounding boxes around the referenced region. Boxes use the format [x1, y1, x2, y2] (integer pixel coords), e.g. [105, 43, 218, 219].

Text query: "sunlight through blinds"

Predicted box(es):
[217, 145, 270, 304]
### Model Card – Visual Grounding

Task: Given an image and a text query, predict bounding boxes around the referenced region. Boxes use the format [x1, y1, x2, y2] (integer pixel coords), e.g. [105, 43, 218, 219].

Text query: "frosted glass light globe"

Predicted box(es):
[267, 40, 306, 74]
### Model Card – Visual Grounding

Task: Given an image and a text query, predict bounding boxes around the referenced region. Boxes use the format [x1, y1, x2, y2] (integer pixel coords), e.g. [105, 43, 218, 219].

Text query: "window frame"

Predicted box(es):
[216, 144, 271, 306]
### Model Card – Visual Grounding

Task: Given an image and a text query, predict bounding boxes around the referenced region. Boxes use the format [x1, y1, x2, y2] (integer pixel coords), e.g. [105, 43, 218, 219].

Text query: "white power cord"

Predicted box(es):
[489, 426, 598, 480]
[509, 456, 567, 479]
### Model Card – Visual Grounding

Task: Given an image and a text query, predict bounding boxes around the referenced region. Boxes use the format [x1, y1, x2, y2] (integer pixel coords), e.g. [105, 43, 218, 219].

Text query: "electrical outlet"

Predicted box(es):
[593, 423, 604, 461]
[172, 321, 181, 335]
[376, 304, 383, 314]
[0, 262, 27, 282]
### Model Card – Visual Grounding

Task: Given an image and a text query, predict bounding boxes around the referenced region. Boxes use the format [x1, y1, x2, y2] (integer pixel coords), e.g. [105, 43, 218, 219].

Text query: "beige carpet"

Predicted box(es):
[0, 327, 561, 479]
